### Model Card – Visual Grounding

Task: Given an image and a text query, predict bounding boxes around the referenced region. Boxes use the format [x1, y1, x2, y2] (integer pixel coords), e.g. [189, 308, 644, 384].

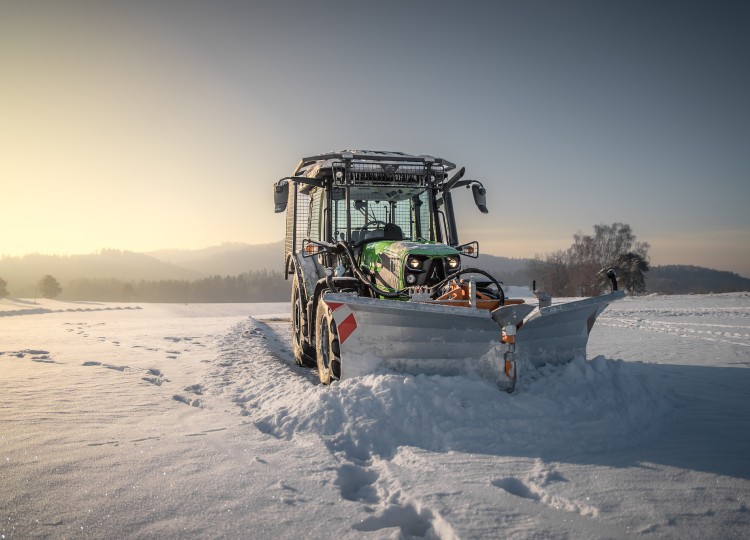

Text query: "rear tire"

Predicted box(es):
[291, 274, 315, 367]
[315, 296, 341, 384]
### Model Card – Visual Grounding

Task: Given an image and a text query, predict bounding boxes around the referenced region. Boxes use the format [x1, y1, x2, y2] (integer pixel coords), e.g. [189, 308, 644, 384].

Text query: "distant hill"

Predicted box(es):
[147, 241, 285, 275]
[0, 250, 202, 297]
[149, 242, 532, 281]
[3, 243, 747, 299]
[474, 253, 533, 286]
[646, 265, 750, 294]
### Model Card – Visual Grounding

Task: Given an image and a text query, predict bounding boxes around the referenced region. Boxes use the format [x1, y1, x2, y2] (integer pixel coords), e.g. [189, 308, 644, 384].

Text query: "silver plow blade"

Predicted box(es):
[322, 294, 502, 380]
[322, 290, 625, 382]
[514, 291, 625, 367]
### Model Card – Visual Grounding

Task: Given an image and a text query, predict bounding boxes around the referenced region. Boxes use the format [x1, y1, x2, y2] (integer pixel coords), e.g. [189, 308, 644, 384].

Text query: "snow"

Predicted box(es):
[1, 294, 749, 538]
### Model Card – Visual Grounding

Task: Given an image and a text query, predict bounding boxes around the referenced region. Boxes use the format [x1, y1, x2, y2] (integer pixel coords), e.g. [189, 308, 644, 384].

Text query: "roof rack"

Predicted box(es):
[293, 150, 456, 175]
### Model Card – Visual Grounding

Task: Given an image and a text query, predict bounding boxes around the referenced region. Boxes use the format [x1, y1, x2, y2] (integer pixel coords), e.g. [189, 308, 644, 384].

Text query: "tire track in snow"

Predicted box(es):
[599, 317, 750, 347]
[202, 317, 458, 539]
[599, 299, 750, 349]
[201, 316, 319, 417]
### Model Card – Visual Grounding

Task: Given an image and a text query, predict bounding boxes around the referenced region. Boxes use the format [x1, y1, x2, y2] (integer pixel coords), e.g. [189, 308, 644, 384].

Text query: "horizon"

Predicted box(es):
[2, 239, 749, 279]
[2, 1, 748, 278]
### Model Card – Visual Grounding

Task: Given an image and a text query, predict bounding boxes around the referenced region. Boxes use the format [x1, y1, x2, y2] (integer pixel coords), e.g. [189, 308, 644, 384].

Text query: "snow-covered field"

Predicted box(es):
[1, 293, 749, 539]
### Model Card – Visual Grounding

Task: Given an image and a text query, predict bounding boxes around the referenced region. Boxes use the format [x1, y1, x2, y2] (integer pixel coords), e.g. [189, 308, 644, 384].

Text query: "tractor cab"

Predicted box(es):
[273, 151, 487, 294]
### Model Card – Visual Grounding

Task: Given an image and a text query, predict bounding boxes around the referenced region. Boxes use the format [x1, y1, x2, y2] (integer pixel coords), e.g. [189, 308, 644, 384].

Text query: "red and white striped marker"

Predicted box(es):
[322, 300, 358, 345]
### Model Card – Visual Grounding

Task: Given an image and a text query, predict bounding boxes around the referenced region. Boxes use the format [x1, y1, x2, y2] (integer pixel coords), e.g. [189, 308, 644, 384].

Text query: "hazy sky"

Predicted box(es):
[2, 0, 749, 276]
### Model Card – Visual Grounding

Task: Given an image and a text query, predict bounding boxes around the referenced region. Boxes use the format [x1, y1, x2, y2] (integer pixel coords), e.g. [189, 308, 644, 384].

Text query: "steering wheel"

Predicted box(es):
[363, 220, 387, 229]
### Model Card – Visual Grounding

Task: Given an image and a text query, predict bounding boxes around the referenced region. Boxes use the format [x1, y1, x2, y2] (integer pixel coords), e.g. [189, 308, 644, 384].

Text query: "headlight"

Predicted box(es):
[407, 256, 422, 270]
[446, 256, 460, 270]
[405, 274, 417, 284]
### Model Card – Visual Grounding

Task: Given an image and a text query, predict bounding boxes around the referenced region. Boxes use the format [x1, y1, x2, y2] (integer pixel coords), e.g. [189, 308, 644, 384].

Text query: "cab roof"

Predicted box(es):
[293, 150, 456, 177]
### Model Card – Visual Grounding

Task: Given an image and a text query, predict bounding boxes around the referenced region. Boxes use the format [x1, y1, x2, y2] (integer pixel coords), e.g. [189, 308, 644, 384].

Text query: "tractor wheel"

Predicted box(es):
[315, 296, 341, 385]
[291, 274, 315, 367]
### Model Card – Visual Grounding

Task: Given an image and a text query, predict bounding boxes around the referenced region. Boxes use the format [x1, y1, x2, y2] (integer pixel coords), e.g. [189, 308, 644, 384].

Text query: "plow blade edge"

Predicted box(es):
[515, 291, 625, 367]
[322, 290, 624, 381]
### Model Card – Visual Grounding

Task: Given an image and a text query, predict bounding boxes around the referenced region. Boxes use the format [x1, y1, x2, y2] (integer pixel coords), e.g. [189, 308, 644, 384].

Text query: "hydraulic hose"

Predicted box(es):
[336, 242, 408, 298]
[433, 268, 505, 305]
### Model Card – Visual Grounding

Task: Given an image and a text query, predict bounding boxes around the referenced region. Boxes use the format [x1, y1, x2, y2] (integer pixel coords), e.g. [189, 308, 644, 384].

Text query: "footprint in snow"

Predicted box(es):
[173, 394, 204, 408]
[165, 336, 200, 342]
[336, 464, 379, 503]
[352, 499, 438, 538]
[26, 349, 51, 355]
[492, 472, 598, 517]
[103, 364, 127, 371]
[492, 477, 540, 502]
[31, 355, 57, 363]
[142, 368, 169, 386]
[3, 350, 57, 363]
[277, 480, 309, 506]
[183, 384, 203, 395]
[81, 361, 129, 371]
[9, 349, 51, 357]
[131, 345, 159, 351]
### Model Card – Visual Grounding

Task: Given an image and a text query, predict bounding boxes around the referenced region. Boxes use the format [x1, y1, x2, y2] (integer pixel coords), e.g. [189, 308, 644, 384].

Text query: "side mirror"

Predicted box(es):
[274, 181, 289, 213]
[471, 183, 488, 214]
[456, 241, 479, 258]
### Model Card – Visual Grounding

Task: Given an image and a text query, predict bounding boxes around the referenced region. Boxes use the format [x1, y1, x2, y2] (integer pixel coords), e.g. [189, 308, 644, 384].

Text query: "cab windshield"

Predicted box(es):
[331, 187, 430, 243]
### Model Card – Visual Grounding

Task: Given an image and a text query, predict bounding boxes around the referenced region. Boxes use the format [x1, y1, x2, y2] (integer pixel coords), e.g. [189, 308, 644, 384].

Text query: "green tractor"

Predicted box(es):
[274, 150, 622, 389]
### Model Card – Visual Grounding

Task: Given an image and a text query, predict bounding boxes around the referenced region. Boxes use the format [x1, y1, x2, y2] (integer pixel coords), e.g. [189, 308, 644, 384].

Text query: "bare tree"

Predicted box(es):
[527, 223, 650, 296]
[528, 250, 571, 296]
[567, 233, 600, 296]
[568, 223, 650, 294]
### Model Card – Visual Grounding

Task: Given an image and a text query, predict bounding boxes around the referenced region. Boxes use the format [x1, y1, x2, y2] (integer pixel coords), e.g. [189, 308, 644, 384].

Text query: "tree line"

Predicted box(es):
[646, 265, 750, 294]
[0, 274, 62, 300]
[0, 225, 652, 301]
[5, 223, 747, 301]
[0, 271, 291, 303]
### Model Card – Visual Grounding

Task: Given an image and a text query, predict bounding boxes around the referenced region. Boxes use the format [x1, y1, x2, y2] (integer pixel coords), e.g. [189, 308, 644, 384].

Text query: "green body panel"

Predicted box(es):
[360, 240, 396, 270]
[361, 240, 460, 291]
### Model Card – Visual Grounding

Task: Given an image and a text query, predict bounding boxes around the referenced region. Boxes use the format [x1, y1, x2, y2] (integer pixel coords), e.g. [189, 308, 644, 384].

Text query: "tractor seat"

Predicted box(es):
[363, 224, 403, 242]
[383, 223, 403, 240]
[351, 224, 403, 244]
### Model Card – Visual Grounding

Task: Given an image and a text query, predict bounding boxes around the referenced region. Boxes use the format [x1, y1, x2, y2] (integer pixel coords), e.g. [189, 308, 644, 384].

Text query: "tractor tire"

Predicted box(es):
[315, 296, 341, 385]
[291, 274, 316, 368]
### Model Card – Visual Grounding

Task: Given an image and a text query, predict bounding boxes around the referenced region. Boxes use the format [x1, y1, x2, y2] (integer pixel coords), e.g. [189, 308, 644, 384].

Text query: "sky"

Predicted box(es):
[1, 0, 749, 276]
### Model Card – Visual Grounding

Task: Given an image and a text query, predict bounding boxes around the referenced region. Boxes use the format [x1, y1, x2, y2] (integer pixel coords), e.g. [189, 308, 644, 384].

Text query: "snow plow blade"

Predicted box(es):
[515, 291, 625, 368]
[322, 290, 624, 382]
[323, 294, 504, 379]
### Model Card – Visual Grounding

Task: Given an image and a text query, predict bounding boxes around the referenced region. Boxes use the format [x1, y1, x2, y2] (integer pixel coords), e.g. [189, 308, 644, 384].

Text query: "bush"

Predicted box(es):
[39, 275, 62, 299]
